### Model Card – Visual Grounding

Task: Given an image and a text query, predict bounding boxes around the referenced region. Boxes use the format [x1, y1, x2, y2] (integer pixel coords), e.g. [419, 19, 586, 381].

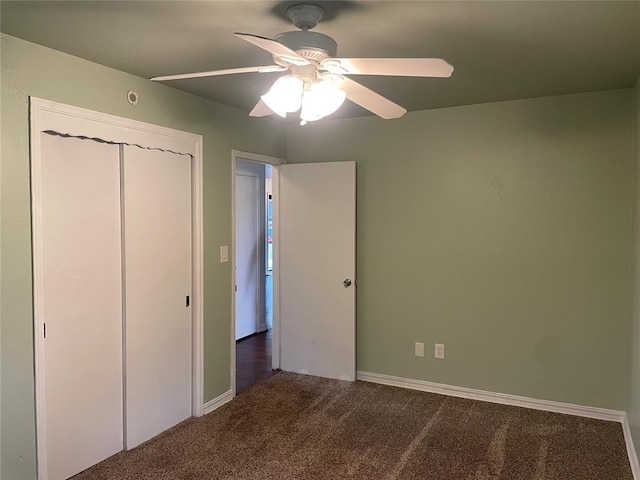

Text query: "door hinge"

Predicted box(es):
[44, 323, 46, 339]
[235, 284, 238, 292]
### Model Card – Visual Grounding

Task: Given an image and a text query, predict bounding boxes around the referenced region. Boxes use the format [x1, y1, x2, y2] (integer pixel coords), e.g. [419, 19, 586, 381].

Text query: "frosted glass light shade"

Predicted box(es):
[261, 75, 304, 118]
[300, 78, 346, 122]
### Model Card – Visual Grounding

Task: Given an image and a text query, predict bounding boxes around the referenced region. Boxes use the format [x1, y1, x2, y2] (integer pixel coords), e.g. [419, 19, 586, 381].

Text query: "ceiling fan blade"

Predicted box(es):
[249, 99, 275, 117]
[338, 77, 406, 119]
[235, 32, 310, 66]
[324, 58, 454, 78]
[150, 65, 287, 82]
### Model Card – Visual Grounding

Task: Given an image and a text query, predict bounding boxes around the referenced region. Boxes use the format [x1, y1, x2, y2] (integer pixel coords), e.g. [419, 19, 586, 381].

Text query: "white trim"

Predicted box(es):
[31, 98, 49, 480]
[192, 135, 205, 418]
[231, 150, 285, 398]
[271, 166, 281, 372]
[203, 390, 234, 415]
[30, 98, 204, 479]
[232, 150, 284, 167]
[623, 414, 640, 480]
[32, 97, 199, 155]
[356, 371, 625, 422]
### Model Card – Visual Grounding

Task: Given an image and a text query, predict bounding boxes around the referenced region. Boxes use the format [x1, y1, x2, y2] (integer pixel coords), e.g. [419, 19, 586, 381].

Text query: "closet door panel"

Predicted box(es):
[40, 134, 123, 479]
[123, 146, 192, 449]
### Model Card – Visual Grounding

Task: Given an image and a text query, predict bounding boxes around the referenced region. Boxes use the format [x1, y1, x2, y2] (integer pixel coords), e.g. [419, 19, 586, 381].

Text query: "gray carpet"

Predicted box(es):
[74, 372, 633, 479]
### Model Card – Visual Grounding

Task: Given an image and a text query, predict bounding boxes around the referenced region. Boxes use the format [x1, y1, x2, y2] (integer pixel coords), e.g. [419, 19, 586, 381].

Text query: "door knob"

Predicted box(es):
[343, 278, 352, 288]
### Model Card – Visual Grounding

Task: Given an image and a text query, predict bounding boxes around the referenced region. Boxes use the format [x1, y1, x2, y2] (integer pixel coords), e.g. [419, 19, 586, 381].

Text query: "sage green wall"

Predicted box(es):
[2, 32, 636, 480]
[630, 76, 640, 462]
[287, 89, 634, 410]
[0, 34, 286, 479]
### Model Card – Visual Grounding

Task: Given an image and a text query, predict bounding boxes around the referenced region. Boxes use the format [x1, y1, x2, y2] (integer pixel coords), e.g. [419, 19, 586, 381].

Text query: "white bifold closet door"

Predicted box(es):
[123, 146, 193, 449]
[40, 134, 124, 480]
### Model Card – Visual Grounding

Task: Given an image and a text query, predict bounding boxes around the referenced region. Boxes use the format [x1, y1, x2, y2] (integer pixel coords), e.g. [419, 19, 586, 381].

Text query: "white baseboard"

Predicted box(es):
[203, 389, 233, 415]
[357, 371, 640, 476]
[356, 371, 625, 422]
[622, 414, 640, 480]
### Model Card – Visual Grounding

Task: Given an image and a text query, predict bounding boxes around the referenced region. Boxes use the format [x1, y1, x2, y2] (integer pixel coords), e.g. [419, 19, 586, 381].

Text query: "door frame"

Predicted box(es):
[231, 150, 284, 397]
[30, 98, 205, 480]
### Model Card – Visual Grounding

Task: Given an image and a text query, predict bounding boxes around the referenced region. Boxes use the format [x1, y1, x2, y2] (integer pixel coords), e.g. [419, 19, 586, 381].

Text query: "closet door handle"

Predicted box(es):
[186, 295, 190, 308]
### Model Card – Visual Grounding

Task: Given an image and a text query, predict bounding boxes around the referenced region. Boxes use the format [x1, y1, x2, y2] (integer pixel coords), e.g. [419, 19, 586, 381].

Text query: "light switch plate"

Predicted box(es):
[220, 245, 229, 263]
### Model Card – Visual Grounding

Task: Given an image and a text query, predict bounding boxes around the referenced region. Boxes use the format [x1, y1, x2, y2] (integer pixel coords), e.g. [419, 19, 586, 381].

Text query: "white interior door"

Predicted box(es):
[279, 162, 356, 381]
[40, 134, 124, 479]
[123, 146, 192, 449]
[235, 170, 260, 340]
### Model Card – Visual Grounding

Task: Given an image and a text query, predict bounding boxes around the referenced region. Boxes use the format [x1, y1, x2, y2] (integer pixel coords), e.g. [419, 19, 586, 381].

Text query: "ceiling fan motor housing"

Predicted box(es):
[275, 31, 338, 61]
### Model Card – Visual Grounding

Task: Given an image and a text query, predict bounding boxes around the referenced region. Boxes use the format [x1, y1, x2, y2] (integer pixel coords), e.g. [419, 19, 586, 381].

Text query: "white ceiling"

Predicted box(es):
[1, 1, 639, 120]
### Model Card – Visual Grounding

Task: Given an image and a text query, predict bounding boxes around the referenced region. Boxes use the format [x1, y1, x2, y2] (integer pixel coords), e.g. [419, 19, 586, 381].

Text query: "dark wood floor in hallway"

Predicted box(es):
[236, 330, 274, 393]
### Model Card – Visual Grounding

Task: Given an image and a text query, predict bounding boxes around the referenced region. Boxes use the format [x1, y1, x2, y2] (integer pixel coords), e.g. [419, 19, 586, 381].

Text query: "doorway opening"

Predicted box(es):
[233, 153, 281, 395]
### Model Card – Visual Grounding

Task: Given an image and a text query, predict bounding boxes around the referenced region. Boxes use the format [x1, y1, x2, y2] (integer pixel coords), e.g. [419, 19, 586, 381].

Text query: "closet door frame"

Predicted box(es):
[30, 97, 204, 480]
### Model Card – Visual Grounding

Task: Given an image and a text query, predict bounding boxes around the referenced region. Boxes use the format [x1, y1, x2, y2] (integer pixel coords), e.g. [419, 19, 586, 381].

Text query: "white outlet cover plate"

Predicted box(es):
[435, 343, 445, 359]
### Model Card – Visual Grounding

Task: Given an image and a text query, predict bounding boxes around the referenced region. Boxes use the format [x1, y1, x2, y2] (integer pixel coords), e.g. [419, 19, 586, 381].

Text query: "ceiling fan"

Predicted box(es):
[151, 3, 454, 124]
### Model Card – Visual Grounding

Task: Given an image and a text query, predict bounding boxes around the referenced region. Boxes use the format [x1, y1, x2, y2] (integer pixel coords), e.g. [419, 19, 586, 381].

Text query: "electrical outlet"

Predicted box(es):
[435, 343, 445, 359]
[414, 342, 425, 357]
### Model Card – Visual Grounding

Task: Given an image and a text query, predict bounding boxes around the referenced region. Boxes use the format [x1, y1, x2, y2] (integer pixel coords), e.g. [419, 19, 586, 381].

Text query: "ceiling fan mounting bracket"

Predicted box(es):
[286, 4, 324, 30]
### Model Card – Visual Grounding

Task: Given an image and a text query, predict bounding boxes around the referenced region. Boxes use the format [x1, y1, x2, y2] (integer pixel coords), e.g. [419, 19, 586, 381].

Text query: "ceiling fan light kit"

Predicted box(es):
[300, 74, 347, 123]
[151, 3, 454, 123]
[260, 64, 347, 123]
[261, 75, 304, 117]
